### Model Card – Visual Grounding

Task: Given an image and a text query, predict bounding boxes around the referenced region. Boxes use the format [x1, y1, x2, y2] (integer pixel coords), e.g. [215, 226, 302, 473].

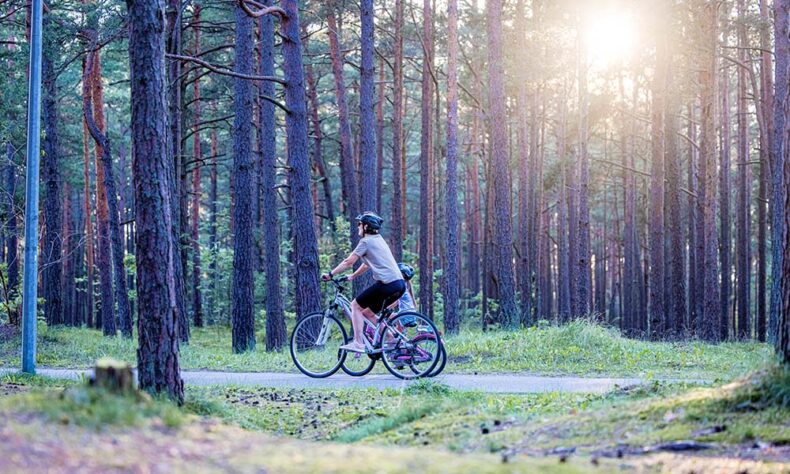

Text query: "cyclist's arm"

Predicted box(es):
[329, 253, 360, 276]
[348, 263, 369, 281]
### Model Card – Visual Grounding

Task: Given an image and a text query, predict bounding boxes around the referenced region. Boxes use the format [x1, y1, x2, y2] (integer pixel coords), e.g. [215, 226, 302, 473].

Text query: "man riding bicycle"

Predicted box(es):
[321, 212, 405, 353]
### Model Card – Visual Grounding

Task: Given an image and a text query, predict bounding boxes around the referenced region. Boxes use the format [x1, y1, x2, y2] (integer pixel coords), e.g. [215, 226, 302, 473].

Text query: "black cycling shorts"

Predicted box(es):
[355, 279, 406, 314]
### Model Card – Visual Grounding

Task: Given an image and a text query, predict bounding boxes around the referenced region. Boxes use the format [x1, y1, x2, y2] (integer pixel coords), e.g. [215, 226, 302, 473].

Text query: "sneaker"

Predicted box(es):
[401, 316, 417, 327]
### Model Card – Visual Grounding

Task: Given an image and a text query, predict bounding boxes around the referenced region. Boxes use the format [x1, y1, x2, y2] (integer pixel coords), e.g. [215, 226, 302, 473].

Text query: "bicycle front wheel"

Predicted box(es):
[290, 312, 347, 378]
[381, 311, 441, 380]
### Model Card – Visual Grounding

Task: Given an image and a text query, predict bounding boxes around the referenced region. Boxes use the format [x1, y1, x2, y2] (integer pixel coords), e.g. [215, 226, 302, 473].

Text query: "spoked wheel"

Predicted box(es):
[381, 311, 441, 380]
[340, 346, 377, 376]
[290, 312, 347, 378]
[425, 343, 447, 378]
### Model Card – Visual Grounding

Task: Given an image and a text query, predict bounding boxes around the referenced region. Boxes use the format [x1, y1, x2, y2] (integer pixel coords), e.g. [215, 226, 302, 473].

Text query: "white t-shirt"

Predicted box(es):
[352, 234, 402, 283]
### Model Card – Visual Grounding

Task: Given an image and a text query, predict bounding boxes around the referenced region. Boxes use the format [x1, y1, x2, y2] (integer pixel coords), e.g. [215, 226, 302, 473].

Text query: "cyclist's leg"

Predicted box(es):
[348, 299, 368, 345]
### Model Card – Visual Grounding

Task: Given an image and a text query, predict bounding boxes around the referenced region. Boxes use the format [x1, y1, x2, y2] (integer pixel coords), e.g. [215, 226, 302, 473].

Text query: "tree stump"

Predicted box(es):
[92, 358, 135, 394]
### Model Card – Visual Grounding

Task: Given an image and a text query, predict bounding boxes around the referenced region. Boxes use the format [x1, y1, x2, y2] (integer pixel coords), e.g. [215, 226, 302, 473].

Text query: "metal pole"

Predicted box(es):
[22, 0, 44, 375]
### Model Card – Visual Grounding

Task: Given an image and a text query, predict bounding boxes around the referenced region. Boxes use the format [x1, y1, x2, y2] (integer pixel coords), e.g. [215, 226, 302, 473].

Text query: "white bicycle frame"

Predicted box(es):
[315, 282, 412, 353]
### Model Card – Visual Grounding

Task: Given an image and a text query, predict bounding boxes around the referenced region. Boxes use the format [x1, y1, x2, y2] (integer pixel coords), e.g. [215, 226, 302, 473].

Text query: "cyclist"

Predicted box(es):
[321, 212, 406, 352]
[389, 263, 417, 327]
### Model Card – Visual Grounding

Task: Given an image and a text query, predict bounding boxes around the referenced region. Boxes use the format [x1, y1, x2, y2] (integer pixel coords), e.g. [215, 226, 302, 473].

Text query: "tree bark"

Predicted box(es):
[720, 58, 732, 342]
[42, 15, 62, 327]
[82, 118, 95, 329]
[258, 2, 286, 351]
[303, 27, 334, 233]
[418, 0, 435, 318]
[281, 0, 322, 318]
[443, 0, 460, 334]
[231, 2, 256, 353]
[487, 0, 518, 328]
[757, 0, 772, 342]
[84, 46, 116, 337]
[128, 0, 184, 404]
[326, 9, 358, 239]
[665, 79, 686, 338]
[736, 0, 750, 339]
[359, 0, 377, 213]
[191, 4, 204, 328]
[84, 47, 133, 338]
[699, 0, 721, 342]
[166, 0, 190, 344]
[649, 19, 667, 338]
[771, 0, 789, 344]
[390, 0, 404, 261]
[577, 32, 592, 319]
[4, 143, 18, 326]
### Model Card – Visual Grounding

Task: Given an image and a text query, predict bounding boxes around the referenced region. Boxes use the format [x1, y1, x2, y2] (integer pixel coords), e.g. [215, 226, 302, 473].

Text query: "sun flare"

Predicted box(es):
[583, 9, 637, 68]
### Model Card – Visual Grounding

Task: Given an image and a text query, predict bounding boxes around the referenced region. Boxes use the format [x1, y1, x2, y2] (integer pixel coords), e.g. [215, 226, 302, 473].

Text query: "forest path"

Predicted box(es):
[0, 367, 666, 393]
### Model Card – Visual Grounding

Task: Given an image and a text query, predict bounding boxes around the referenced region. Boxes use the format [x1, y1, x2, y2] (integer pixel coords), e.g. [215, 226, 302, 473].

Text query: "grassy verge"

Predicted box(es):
[0, 320, 772, 379]
[0, 370, 787, 472]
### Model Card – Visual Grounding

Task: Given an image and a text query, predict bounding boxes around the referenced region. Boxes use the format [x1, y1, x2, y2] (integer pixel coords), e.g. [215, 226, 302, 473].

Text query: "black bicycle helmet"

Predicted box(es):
[355, 211, 383, 233]
[398, 263, 415, 281]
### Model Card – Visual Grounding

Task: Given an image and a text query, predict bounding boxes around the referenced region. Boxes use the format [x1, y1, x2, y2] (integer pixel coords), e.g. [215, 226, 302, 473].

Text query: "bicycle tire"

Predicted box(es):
[290, 312, 347, 378]
[340, 345, 376, 376]
[381, 311, 441, 379]
[426, 343, 447, 377]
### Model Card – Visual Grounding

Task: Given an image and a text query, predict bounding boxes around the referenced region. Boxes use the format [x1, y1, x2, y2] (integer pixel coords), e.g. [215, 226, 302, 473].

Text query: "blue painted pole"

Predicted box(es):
[22, 0, 44, 375]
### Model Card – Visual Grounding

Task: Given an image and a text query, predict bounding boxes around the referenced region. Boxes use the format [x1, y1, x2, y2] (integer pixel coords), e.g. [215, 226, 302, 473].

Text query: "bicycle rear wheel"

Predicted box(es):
[426, 343, 447, 377]
[381, 312, 441, 379]
[290, 312, 347, 378]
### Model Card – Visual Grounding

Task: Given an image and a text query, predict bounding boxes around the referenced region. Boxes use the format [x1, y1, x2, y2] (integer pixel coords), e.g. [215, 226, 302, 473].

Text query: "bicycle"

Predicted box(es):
[290, 276, 444, 379]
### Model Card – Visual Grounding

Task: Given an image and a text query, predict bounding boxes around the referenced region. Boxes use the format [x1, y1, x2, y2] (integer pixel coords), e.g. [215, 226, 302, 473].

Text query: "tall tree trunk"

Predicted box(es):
[84, 47, 133, 337]
[419, 0, 434, 318]
[4, 143, 18, 326]
[391, 0, 405, 261]
[62, 185, 75, 326]
[231, 3, 256, 353]
[166, 0, 190, 344]
[281, 0, 322, 317]
[359, 0, 377, 212]
[558, 98, 571, 322]
[128, 0, 184, 404]
[687, 102, 701, 334]
[487, 0, 518, 327]
[771, 0, 789, 344]
[736, 0, 751, 339]
[258, 3, 286, 351]
[82, 119, 95, 328]
[699, 0, 721, 341]
[208, 123, 219, 324]
[191, 5, 204, 328]
[443, 0, 460, 334]
[376, 57, 385, 213]
[649, 19, 667, 338]
[757, 0, 772, 342]
[468, 136, 481, 301]
[720, 59, 732, 342]
[775, 0, 790, 357]
[84, 46, 116, 337]
[516, 0, 530, 325]
[665, 78, 686, 338]
[42, 18, 62, 327]
[326, 9, 358, 239]
[303, 29, 334, 232]
[577, 33, 592, 319]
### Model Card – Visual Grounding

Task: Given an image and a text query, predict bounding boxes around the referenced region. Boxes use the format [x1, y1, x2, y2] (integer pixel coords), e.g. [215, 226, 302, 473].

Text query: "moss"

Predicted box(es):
[0, 385, 186, 429]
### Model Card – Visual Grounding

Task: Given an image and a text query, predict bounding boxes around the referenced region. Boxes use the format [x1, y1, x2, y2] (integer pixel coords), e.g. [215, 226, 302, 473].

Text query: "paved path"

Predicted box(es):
[0, 368, 649, 394]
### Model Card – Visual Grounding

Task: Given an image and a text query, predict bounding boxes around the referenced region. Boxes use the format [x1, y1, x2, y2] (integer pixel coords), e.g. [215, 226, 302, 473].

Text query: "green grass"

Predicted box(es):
[0, 368, 787, 471]
[0, 383, 185, 429]
[0, 320, 772, 379]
